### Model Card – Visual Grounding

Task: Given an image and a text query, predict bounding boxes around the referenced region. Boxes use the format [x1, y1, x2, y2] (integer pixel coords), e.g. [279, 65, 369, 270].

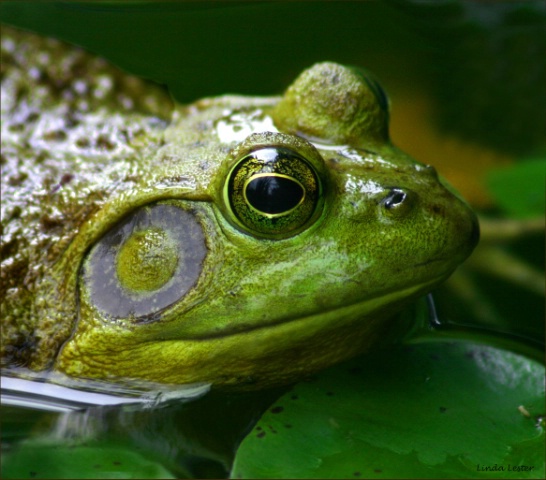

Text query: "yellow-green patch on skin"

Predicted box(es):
[1, 27, 479, 390]
[116, 228, 178, 292]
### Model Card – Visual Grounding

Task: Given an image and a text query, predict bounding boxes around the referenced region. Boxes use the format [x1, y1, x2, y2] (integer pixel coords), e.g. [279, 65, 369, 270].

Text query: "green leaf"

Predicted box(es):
[232, 342, 545, 479]
[487, 158, 546, 218]
[1, 442, 176, 479]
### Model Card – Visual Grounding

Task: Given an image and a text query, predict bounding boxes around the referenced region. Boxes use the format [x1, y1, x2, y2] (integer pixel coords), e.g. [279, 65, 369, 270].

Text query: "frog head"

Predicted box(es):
[0, 33, 478, 391]
[54, 63, 477, 389]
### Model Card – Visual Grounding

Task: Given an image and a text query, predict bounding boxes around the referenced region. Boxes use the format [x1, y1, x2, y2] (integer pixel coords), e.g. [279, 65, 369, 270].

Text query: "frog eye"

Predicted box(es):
[82, 203, 206, 321]
[380, 188, 416, 218]
[224, 147, 323, 237]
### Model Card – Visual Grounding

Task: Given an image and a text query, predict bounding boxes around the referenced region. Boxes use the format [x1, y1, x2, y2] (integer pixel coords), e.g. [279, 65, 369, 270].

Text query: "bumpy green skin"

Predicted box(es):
[1, 26, 478, 389]
[1, 26, 172, 371]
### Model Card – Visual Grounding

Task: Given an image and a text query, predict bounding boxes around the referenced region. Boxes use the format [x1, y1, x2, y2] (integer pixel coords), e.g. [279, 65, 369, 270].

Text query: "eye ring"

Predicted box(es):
[222, 136, 326, 238]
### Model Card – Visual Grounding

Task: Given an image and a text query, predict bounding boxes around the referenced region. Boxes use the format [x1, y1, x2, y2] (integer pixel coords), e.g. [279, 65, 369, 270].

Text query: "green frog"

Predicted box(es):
[1, 26, 478, 390]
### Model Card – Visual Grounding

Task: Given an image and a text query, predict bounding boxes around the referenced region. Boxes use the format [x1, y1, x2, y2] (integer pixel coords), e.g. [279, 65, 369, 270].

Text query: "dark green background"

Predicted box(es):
[2, 0, 545, 154]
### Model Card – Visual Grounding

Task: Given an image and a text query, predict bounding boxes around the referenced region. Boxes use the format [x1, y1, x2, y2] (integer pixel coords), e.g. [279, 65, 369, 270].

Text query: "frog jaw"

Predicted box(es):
[55, 273, 446, 390]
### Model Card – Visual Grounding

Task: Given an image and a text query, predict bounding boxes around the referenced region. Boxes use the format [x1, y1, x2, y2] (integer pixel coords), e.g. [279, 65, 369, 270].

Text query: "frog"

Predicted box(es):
[1, 25, 479, 391]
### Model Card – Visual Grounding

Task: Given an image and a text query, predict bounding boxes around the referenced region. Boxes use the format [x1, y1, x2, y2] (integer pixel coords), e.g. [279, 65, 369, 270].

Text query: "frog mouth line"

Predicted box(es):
[411, 257, 449, 268]
[187, 272, 451, 341]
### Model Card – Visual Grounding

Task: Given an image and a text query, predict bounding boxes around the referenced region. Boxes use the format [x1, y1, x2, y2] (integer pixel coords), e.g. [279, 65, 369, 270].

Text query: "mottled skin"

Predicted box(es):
[1, 26, 478, 390]
[1, 26, 172, 371]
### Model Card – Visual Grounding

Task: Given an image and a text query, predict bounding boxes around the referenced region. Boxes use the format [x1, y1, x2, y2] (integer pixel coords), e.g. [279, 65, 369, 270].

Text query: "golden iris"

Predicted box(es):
[225, 147, 321, 237]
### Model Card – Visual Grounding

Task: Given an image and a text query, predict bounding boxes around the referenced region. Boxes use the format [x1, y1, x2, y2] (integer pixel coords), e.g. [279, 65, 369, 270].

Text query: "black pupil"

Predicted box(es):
[246, 175, 304, 214]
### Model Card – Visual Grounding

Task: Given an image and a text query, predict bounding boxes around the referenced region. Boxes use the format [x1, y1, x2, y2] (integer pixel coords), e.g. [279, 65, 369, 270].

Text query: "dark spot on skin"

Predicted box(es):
[270, 406, 284, 414]
[326, 391, 334, 396]
[40, 214, 64, 231]
[374, 469, 382, 473]
[0, 256, 29, 294]
[257, 431, 266, 438]
[439, 406, 447, 413]
[3, 332, 38, 367]
[96, 134, 115, 150]
[256, 426, 262, 431]
[0, 238, 19, 261]
[123, 174, 140, 184]
[285, 424, 292, 428]
[26, 111, 39, 123]
[353, 472, 361, 477]
[8, 123, 24, 132]
[29, 472, 37, 478]
[113, 461, 121, 465]
[268, 425, 278, 434]
[35, 151, 49, 164]
[76, 137, 90, 148]
[7, 172, 28, 187]
[60, 173, 74, 185]
[43, 130, 67, 141]
[430, 204, 443, 215]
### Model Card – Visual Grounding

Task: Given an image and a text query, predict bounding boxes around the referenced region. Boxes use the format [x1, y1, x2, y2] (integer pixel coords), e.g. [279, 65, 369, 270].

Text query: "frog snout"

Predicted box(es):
[449, 197, 480, 263]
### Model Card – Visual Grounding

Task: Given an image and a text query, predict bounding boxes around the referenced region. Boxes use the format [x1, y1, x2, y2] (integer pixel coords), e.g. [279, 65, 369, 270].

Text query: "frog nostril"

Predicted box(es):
[379, 188, 415, 219]
[381, 188, 407, 209]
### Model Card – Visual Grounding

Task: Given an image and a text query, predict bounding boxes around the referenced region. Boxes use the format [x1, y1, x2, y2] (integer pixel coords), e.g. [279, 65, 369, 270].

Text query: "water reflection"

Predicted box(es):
[1, 388, 286, 479]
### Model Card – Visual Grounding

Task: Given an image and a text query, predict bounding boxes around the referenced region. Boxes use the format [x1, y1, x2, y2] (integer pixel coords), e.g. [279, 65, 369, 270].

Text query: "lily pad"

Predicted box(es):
[232, 342, 545, 479]
[1, 441, 177, 479]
